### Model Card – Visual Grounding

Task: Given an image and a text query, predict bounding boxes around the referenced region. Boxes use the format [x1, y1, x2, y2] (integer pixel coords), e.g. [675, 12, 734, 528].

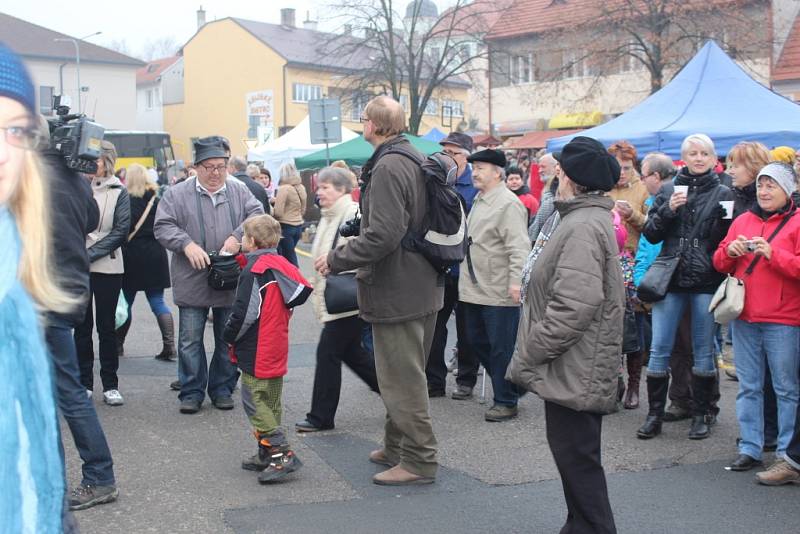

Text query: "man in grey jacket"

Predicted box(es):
[154, 137, 263, 414]
[315, 96, 444, 486]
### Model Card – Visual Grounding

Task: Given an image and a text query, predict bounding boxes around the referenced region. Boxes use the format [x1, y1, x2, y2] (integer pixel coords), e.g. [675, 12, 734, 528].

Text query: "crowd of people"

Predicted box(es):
[5, 40, 800, 534]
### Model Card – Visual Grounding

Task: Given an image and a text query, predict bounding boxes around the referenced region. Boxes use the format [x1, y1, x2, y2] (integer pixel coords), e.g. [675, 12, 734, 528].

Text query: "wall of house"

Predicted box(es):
[774, 79, 800, 102]
[136, 83, 164, 131]
[161, 57, 184, 105]
[25, 59, 137, 129]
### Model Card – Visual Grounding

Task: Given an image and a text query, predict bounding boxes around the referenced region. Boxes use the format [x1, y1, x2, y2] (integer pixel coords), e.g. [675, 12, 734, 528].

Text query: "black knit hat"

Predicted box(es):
[193, 136, 228, 164]
[467, 148, 506, 168]
[559, 137, 620, 192]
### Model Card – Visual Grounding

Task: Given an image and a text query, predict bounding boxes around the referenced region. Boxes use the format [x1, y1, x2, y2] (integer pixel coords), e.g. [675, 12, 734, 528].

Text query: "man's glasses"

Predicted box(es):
[442, 149, 463, 158]
[1, 126, 44, 150]
[199, 163, 227, 174]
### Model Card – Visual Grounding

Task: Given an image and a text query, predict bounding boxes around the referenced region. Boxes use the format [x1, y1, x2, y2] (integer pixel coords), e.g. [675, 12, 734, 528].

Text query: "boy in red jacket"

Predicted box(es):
[223, 215, 312, 483]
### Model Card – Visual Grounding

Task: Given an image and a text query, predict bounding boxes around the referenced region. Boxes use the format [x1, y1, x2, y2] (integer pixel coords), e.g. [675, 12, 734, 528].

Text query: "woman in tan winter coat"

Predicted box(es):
[273, 161, 307, 266]
[295, 167, 379, 432]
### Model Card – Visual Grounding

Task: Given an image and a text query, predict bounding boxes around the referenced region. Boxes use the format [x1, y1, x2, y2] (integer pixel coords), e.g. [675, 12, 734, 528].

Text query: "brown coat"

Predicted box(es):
[273, 182, 307, 226]
[506, 194, 624, 414]
[327, 136, 444, 324]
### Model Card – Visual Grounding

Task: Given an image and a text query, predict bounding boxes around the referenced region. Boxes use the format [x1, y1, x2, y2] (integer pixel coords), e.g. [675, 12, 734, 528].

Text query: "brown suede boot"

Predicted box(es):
[372, 465, 434, 486]
[624, 352, 643, 409]
[154, 313, 176, 361]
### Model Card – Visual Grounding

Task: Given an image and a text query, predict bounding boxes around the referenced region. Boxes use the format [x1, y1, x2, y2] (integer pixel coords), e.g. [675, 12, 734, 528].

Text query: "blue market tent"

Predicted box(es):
[422, 128, 447, 142]
[547, 41, 800, 157]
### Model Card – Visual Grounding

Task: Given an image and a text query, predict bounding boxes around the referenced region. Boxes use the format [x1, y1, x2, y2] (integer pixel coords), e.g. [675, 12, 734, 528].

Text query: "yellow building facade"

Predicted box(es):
[164, 18, 470, 162]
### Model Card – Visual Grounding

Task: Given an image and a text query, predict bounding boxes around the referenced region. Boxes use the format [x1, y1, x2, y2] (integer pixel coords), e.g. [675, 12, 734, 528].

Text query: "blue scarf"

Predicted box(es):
[0, 207, 64, 533]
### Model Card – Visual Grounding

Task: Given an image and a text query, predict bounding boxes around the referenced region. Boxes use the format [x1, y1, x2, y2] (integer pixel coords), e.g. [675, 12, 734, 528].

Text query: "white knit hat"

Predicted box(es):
[757, 162, 797, 198]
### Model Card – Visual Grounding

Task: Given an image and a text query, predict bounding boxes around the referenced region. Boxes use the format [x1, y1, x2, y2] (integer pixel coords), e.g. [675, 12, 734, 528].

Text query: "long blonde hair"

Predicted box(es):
[10, 151, 75, 312]
[126, 163, 157, 198]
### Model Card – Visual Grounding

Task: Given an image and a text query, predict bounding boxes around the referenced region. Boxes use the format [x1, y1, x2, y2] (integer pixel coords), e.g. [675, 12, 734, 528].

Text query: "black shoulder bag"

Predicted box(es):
[323, 216, 359, 314]
[638, 187, 722, 303]
[195, 185, 242, 291]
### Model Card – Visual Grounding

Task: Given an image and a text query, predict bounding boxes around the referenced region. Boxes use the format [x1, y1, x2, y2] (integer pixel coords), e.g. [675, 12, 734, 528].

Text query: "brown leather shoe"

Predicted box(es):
[372, 465, 435, 486]
[368, 449, 396, 467]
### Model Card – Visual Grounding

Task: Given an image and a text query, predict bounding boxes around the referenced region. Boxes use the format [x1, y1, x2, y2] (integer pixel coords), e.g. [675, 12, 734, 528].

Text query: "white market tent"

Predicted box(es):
[247, 116, 358, 180]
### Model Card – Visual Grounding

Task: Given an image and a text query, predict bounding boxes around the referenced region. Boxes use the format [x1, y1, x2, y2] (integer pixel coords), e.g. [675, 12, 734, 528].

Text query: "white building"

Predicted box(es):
[136, 56, 180, 131]
[1, 12, 142, 129]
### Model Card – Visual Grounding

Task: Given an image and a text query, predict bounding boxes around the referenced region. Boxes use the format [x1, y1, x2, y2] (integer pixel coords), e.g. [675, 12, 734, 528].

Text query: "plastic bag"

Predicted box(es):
[115, 291, 129, 329]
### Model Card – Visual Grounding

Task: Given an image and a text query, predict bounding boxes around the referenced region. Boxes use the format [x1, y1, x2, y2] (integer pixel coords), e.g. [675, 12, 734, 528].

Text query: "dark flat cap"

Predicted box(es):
[559, 137, 620, 192]
[467, 148, 506, 168]
[194, 137, 228, 164]
[440, 132, 474, 153]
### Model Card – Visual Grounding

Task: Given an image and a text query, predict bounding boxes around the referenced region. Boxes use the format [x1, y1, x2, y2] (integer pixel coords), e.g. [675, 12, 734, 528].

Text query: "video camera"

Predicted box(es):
[46, 96, 105, 175]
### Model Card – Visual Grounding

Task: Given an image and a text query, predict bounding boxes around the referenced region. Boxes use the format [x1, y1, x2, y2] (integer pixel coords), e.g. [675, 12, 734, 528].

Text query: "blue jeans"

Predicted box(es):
[648, 292, 716, 375]
[46, 313, 115, 487]
[278, 223, 303, 267]
[461, 302, 520, 407]
[123, 288, 170, 316]
[732, 320, 799, 459]
[177, 306, 239, 403]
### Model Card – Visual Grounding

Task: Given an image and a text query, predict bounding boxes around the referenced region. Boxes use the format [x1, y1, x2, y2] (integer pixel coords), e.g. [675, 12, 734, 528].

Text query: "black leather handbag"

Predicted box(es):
[323, 217, 358, 314]
[195, 184, 241, 290]
[637, 254, 680, 303]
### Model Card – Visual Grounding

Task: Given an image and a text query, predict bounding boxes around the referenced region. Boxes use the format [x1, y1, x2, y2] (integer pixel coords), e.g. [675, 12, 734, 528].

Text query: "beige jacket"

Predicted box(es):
[311, 195, 359, 323]
[273, 182, 307, 226]
[609, 176, 649, 254]
[86, 176, 129, 274]
[459, 183, 530, 306]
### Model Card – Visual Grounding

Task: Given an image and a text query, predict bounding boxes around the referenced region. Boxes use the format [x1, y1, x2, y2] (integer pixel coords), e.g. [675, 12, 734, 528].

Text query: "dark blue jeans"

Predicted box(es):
[460, 302, 520, 407]
[278, 223, 303, 267]
[123, 288, 170, 317]
[46, 313, 115, 487]
[177, 306, 239, 403]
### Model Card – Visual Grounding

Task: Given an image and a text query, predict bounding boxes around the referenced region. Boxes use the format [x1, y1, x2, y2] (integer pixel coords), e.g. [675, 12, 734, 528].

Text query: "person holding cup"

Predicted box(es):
[637, 133, 733, 441]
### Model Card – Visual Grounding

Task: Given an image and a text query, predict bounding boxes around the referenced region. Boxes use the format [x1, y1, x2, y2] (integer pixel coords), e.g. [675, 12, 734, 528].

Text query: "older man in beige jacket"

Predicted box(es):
[459, 149, 530, 422]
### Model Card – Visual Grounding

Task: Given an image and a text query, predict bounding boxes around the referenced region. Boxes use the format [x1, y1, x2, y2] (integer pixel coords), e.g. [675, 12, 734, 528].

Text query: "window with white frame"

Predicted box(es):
[509, 54, 533, 84]
[293, 83, 322, 102]
[349, 93, 371, 121]
[399, 94, 409, 111]
[441, 99, 464, 118]
[146, 89, 154, 109]
[423, 98, 438, 115]
[39, 86, 54, 115]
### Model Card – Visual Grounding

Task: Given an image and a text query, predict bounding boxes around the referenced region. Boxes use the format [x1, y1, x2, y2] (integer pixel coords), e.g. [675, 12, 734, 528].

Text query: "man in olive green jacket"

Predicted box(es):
[507, 136, 624, 534]
[315, 96, 443, 486]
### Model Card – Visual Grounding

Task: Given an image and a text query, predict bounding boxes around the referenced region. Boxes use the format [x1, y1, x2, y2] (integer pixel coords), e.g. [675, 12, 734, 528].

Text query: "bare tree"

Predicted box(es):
[322, 0, 505, 134]
[104, 38, 132, 57]
[140, 36, 180, 61]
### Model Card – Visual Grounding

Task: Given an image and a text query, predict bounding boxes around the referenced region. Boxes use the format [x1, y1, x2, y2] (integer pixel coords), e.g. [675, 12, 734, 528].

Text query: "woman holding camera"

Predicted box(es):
[295, 167, 379, 432]
[637, 133, 733, 440]
[713, 162, 800, 472]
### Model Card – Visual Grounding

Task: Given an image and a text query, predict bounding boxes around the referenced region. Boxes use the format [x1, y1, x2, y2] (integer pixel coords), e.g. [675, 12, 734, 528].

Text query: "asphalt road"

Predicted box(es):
[64, 251, 800, 533]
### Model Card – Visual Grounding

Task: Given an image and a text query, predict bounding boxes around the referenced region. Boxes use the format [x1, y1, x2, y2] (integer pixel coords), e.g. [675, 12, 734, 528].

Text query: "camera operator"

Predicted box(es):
[38, 118, 119, 511]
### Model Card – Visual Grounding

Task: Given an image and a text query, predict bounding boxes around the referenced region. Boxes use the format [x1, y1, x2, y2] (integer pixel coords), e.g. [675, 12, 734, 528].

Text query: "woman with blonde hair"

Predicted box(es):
[118, 163, 174, 361]
[74, 139, 131, 405]
[273, 161, 307, 266]
[0, 43, 72, 532]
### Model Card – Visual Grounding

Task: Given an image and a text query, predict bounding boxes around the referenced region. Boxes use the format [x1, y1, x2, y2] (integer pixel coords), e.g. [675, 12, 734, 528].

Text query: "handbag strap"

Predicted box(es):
[743, 209, 795, 275]
[128, 194, 156, 242]
[194, 178, 238, 252]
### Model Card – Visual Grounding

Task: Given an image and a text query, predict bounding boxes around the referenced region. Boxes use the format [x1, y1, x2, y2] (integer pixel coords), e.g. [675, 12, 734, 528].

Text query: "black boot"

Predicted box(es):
[688, 374, 716, 440]
[242, 434, 278, 472]
[637, 374, 669, 439]
[116, 316, 132, 357]
[154, 313, 176, 361]
[258, 448, 302, 484]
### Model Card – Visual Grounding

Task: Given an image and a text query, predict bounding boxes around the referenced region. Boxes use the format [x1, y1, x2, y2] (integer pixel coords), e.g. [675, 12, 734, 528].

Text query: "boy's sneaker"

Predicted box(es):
[258, 450, 303, 484]
[68, 483, 118, 511]
[755, 459, 800, 486]
[103, 390, 124, 406]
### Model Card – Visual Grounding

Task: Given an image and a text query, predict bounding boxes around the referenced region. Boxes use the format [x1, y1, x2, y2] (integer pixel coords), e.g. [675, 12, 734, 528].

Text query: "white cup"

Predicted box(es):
[720, 200, 734, 219]
[674, 185, 688, 195]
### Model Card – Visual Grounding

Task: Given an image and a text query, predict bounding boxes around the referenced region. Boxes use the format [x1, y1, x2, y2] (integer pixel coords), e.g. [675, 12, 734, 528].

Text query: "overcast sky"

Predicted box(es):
[3, 1, 456, 59]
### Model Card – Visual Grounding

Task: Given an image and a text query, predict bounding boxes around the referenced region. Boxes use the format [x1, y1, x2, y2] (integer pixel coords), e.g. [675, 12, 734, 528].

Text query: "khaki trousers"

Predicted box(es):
[372, 313, 438, 478]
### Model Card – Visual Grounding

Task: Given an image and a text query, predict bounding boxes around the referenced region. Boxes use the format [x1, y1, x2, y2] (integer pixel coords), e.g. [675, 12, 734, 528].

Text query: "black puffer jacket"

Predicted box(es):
[643, 168, 733, 294]
[732, 181, 757, 220]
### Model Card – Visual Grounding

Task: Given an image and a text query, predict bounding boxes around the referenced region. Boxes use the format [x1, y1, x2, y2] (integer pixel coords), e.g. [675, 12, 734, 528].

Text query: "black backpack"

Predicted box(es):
[386, 146, 468, 274]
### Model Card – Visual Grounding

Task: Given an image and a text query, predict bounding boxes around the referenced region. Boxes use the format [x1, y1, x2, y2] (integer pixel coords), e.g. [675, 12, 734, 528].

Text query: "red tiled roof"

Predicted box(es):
[431, 0, 514, 36]
[774, 14, 800, 81]
[472, 134, 503, 147]
[136, 56, 179, 86]
[486, 0, 745, 41]
[505, 129, 582, 149]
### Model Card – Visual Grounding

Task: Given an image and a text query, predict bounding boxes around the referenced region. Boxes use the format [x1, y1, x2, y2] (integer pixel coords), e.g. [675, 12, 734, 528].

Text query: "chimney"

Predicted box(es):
[303, 11, 318, 31]
[197, 6, 206, 29]
[343, 24, 352, 36]
[280, 8, 296, 28]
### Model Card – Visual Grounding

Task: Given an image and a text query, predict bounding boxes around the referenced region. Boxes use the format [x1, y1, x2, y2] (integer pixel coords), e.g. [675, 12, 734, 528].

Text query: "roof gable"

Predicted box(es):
[136, 55, 180, 85]
[0, 12, 144, 66]
[774, 14, 800, 81]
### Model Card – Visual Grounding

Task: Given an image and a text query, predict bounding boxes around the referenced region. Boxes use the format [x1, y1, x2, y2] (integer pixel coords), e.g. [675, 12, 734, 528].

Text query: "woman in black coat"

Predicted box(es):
[118, 164, 174, 361]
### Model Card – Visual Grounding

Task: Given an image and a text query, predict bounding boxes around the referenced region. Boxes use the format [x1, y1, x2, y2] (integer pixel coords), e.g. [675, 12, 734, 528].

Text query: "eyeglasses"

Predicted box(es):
[1, 126, 44, 150]
[442, 149, 464, 158]
[199, 163, 227, 174]
[359, 116, 370, 123]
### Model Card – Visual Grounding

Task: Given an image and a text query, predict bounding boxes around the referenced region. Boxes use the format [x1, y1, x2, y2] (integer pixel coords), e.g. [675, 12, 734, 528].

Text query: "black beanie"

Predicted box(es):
[559, 136, 621, 192]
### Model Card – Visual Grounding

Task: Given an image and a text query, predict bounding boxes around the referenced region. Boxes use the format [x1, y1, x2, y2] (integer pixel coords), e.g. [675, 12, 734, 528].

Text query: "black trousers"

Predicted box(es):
[425, 275, 479, 391]
[306, 315, 379, 428]
[545, 401, 616, 534]
[74, 273, 123, 391]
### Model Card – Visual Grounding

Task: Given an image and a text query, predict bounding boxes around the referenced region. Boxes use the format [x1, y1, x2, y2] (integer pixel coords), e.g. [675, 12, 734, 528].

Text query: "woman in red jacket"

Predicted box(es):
[507, 166, 539, 222]
[713, 162, 800, 473]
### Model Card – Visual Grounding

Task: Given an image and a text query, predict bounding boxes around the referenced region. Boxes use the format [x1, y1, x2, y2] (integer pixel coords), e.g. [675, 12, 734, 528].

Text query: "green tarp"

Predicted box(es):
[294, 133, 443, 170]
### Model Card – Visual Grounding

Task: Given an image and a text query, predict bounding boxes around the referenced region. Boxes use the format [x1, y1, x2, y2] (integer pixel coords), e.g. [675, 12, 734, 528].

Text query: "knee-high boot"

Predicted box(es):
[155, 313, 176, 361]
[637, 374, 669, 439]
[624, 351, 643, 409]
[688, 374, 716, 440]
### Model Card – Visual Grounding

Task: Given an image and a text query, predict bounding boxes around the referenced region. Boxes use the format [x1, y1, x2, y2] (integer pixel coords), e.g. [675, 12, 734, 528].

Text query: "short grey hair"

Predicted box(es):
[539, 153, 556, 166]
[245, 163, 261, 178]
[229, 155, 247, 173]
[642, 152, 676, 181]
[497, 165, 506, 182]
[318, 166, 354, 193]
[681, 133, 716, 160]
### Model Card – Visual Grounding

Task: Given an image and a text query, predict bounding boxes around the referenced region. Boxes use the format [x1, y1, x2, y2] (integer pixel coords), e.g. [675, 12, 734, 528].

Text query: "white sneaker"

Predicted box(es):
[86, 389, 93, 399]
[103, 389, 124, 406]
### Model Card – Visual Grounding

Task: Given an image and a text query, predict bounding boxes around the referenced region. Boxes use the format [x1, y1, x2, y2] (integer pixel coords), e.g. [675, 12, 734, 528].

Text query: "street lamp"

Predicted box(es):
[53, 31, 102, 114]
